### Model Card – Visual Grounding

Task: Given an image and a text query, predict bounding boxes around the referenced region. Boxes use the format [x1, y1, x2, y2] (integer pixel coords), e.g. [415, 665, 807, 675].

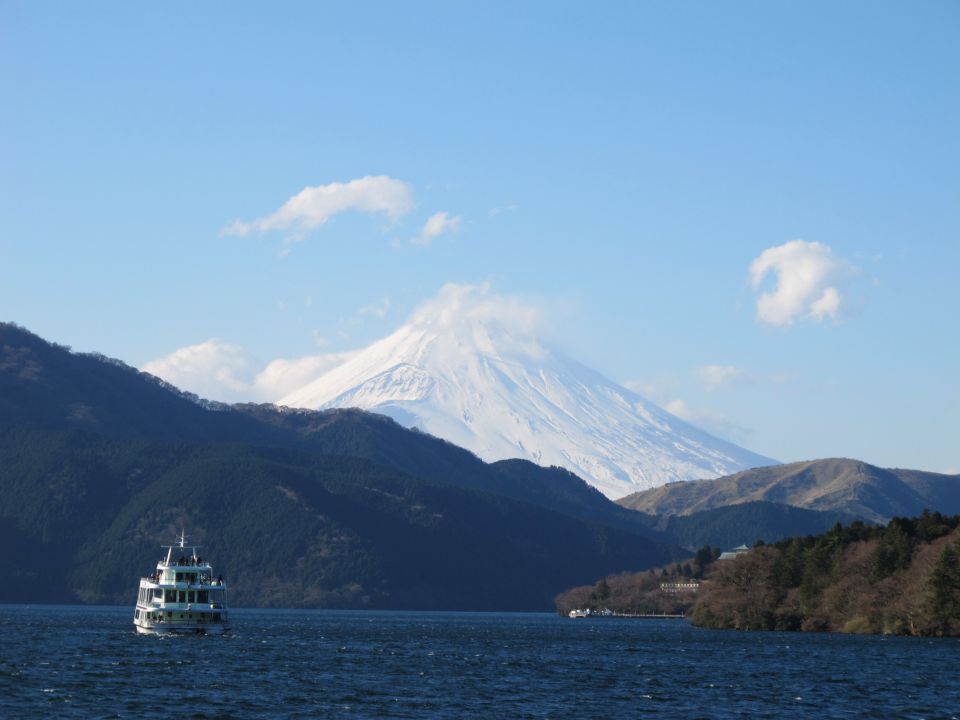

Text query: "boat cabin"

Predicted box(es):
[133, 530, 230, 635]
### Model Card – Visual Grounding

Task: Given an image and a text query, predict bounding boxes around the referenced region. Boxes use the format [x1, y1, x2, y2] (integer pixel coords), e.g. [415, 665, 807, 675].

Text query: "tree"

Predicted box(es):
[869, 522, 915, 580]
[695, 544, 716, 573]
[925, 539, 960, 635]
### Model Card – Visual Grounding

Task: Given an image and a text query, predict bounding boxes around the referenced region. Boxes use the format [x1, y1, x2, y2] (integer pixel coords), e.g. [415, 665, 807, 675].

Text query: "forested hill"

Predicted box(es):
[692, 512, 960, 636]
[0, 322, 680, 609]
[0, 322, 663, 537]
[658, 501, 856, 551]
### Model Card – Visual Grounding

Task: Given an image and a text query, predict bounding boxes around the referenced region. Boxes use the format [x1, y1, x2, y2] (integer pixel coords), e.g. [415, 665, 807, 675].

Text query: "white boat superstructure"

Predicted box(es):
[133, 531, 230, 635]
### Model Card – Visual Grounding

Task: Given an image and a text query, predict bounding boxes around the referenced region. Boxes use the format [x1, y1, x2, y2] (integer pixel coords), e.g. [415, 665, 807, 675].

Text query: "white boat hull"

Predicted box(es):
[135, 621, 230, 636]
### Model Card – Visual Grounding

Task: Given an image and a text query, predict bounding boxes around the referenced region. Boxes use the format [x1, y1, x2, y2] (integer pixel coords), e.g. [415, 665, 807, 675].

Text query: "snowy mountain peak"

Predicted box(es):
[279, 286, 775, 498]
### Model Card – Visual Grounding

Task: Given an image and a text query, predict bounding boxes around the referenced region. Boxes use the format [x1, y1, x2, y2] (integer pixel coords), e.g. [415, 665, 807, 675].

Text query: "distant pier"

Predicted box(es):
[568, 609, 687, 619]
[611, 612, 686, 619]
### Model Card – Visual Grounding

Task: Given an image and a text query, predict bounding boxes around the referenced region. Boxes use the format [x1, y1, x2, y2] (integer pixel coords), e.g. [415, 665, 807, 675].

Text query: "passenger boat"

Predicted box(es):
[133, 531, 230, 635]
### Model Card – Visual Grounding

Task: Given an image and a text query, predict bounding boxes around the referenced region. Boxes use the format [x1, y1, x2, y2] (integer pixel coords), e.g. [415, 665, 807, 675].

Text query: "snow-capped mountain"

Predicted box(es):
[279, 290, 775, 498]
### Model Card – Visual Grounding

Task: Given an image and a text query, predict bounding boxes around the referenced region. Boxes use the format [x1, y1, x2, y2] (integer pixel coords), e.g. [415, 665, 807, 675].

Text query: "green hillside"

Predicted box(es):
[692, 512, 960, 636]
[662, 501, 857, 550]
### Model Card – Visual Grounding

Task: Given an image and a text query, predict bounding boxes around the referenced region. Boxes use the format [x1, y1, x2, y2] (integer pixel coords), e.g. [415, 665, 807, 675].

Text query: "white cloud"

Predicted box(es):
[412, 211, 461, 246]
[142, 340, 355, 403]
[254, 351, 357, 401]
[141, 284, 542, 405]
[622, 379, 664, 398]
[809, 286, 841, 321]
[221, 175, 415, 238]
[359, 296, 392, 319]
[623, 379, 752, 444]
[142, 340, 254, 402]
[410, 282, 543, 341]
[749, 240, 854, 326]
[663, 399, 692, 418]
[663, 399, 752, 444]
[696, 364, 744, 390]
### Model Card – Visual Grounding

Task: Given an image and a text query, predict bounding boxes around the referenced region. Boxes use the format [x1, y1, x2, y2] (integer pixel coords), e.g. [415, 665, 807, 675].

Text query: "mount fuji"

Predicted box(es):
[279, 286, 776, 498]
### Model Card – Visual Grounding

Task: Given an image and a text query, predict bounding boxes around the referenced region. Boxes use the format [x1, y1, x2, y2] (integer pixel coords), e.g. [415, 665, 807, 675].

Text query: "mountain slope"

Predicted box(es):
[617, 458, 960, 524]
[0, 427, 678, 609]
[0, 322, 668, 541]
[242, 406, 670, 541]
[0, 322, 682, 608]
[278, 301, 775, 498]
[661, 502, 859, 550]
[0, 322, 286, 444]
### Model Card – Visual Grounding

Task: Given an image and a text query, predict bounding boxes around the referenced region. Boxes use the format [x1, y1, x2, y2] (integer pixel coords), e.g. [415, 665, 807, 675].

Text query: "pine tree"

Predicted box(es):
[925, 539, 960, 635]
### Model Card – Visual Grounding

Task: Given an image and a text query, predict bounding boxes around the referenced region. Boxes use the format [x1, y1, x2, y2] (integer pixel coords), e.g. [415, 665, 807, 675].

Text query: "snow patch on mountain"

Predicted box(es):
[279, 284, 776, 498]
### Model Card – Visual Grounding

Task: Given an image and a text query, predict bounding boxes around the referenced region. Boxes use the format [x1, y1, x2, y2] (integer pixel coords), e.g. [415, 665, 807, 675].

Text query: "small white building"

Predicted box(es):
[717, 544, 751, 560]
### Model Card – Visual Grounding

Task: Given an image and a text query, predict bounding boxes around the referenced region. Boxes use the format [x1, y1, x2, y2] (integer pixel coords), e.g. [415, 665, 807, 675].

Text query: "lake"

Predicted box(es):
[1, 605, 958, 718]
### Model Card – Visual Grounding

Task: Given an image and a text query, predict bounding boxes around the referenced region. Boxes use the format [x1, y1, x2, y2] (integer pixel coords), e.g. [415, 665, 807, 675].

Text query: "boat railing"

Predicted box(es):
[139, 599, 228, 609]
[141, 577, 226, 586]
[163, 557, 210, 568]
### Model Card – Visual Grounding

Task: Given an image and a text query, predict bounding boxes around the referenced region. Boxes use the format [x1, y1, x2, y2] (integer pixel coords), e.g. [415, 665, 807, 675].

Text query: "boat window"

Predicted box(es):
[153, 589, 163, 600]
[197, 590, 209, 603]
[178, 590, 186, 603]
[187, 591, 195, 603]
[165, 589, 176, 602]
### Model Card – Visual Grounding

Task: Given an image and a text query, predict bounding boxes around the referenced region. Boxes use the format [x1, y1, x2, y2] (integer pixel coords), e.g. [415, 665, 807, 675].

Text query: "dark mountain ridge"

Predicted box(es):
[0, 322, 679, 608]
[1, 322, 663, 538]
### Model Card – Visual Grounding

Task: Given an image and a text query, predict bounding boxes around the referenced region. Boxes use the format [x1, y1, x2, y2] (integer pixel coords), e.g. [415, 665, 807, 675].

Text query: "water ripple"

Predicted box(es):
[1, 606, 958, 718]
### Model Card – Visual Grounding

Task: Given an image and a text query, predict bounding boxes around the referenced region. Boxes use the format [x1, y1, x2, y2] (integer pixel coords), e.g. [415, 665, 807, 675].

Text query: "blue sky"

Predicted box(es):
[1, 1, 957, 471]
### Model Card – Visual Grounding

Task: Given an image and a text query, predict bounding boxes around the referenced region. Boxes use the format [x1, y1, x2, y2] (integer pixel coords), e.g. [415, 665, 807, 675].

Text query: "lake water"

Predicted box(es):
[1, 605, 958, 718]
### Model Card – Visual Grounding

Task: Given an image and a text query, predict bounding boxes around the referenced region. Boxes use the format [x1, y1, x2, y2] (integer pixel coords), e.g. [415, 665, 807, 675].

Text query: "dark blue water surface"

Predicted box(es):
[1, 605, 959, 719]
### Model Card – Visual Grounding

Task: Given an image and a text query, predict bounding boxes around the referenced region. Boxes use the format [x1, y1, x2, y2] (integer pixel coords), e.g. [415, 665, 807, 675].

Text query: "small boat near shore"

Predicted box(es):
[133, 531, 230, 635]
[567, 607, 613, 618]
[567, 608, 685, 619]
